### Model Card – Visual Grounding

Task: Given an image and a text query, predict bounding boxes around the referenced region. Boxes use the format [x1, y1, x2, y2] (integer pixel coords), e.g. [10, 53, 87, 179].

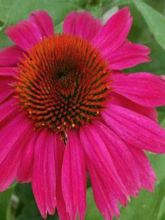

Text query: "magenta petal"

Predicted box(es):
[109, 42, 150, 70]
[55, 136, 70, 220]
[94, 121, 141, 195]
[17, 133, 37, 183]
[0, 67, 17, 103]
[95, 120, 156, 192]
[87, 162, 116, 220]
[30, 10, 54, 37]
[0, 46, 23, 67]
[0, 112, 31, 164]
[6, 21, 42, 50]
[32, 130, 57, 218]
[62, 130, 86, 220]
[112, 73, 165, 107]
[63, 11, 102, 41]
[102, 104, 165, 153]
[6, 10, 53, 51]
[80, 126, 128, 206]
[93, 7, 132, 54]
[129, 147, 156, 191]
[111, 93, 158, 121]
[0, 113, 32, 190]
[0, 75, 15, 103]
[0, 67, 17, 77]
[0, 98, 17, 123]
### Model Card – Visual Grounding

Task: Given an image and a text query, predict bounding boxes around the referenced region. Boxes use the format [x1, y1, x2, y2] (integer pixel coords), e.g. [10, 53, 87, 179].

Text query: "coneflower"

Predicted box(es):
[0, 8, 165, 220]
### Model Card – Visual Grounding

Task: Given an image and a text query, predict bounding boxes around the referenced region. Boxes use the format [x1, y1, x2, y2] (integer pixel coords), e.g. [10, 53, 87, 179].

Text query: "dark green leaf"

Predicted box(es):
[0, 187, 13, 220]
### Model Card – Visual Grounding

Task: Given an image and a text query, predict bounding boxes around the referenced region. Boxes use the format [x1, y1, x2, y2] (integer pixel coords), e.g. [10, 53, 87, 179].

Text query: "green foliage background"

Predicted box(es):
[0, 0, 165, 219]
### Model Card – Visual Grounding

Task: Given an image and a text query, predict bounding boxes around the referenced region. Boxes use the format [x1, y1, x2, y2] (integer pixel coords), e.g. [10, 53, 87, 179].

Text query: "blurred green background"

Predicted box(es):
[0, 0, 165, 219]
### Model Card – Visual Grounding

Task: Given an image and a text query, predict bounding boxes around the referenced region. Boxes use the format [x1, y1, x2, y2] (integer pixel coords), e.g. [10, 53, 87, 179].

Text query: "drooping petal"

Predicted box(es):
[128, 147, 156, 191]
[87, 162, 117, 220]
[32, 130, 56, 218]
[63, 11, 102, 41]
[0, 46, 23, 67]
[55, 136, 70, 220]
[0, 113, 32, 190]
[102, 104, 165, 153]
[17, 133, 37, 182]
[95, 120, 156, 192]
[80, 126, 128, 205]
[108, 42, 150, 70]
[92, 7, 132, 54]
[94, 121, 141, 195]
[6, 10, 54, 50]
[112, 73, 165, 107]
[111, 93, 158, 121]
[62, 130, 86, 220]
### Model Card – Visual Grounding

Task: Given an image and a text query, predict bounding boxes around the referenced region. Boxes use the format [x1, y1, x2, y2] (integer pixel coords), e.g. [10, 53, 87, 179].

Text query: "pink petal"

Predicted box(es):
[111, 93, 157, 121]
[80, 126, 128, 205]
[112, 73, 165, 107]
[0, 98, 17, 123]
[95, 120, 155, 192]
[63, 11, 102, 41]
[129, 147, 156, 191]
[32, 130, 57, 218]
[62, 130, 86, 220]
[0, 74, 15, 104]
[0, 46, 23, 67]
[0, 113, 32, 190]
[55, 136, 70, 220]
[29, 10, 54, 37]
[0, 112, 31, 163]
[6, 21, 42, 51]
[92, 7, 132, 54]
[0, 67, 17, 77]
[87, 162, 116, 220]
[94, 121, 141, 195]
[102, 104, 165, 153]
[17, 133, 37, 183]
[6, 10, 54, 51]
[108, 42, 150, 70]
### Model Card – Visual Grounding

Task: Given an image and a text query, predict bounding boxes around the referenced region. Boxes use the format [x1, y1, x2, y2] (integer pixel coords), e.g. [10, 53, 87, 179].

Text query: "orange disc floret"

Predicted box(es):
[16, 34, 111, 132]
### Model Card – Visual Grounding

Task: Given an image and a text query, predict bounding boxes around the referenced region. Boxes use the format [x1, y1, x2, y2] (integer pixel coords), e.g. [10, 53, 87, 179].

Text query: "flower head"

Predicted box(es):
[1, 8, 165, 220]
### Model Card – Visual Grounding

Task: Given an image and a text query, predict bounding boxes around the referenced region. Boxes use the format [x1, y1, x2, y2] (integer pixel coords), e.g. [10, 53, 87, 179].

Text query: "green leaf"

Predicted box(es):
[119, 154, 165, 220]
[16, 201, 43, 220]
[119, 178, 165, 220]
[0, 0, 78, 28]
[158, 197, 165, 220]
[0, 0, 79, 49]
[14, 184, 34, 204]
[16, 201, 59, 220]
[161, 119, 165, 128]
[158, 107, 165, 123]
[86, 188, 102, 220]
[107, 2, 165, 75]
[0, 187, 13, 220]
[134, 0, 165, 50]
[159, 212, 165, 220]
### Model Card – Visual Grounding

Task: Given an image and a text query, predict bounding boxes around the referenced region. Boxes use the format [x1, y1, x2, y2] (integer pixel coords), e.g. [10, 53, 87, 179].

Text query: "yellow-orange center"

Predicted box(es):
[16, 34, 110, 133]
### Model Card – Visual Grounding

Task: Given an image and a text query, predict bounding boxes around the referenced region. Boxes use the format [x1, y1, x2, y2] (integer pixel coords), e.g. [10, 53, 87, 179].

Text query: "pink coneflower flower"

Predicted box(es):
[0, 7, 165, 220]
